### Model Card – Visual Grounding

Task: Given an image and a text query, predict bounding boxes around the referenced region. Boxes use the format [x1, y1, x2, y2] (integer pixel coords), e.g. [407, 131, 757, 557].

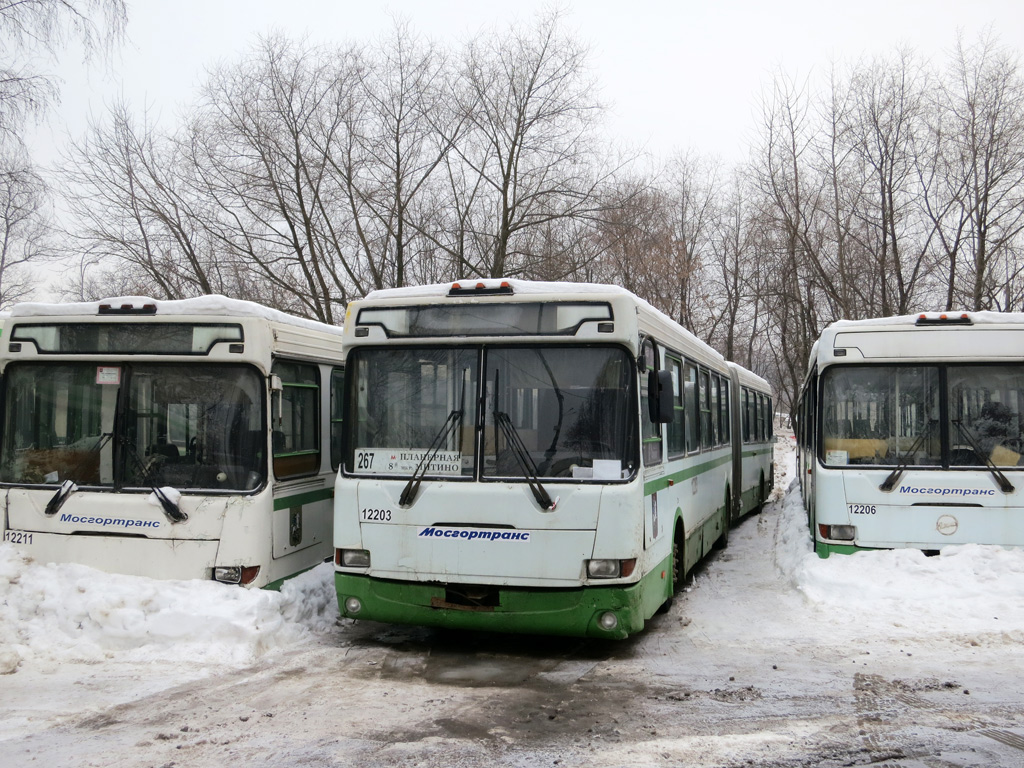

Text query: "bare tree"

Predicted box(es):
[0, 149, 50, 305]
[331, 22, 458, 290]
[588, 175, 672, 301]
[662, 151, 721, 334]
[706, 170, 758, 362]
[0, 0, 127, 145]
[929, 33, 1024, 310]
[56, 102, 238, 301]
[844, 49, 931, 315]
[192, 35, 364, 322]
[447, 10, 613, 279]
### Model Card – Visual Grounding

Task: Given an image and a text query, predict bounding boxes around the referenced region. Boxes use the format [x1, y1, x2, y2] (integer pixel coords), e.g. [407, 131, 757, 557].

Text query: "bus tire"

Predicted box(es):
[672, 525, 684, 592]
[713, 489, 730, 550]
[657, 529, 684, 614]
[755, 475, 766, 514]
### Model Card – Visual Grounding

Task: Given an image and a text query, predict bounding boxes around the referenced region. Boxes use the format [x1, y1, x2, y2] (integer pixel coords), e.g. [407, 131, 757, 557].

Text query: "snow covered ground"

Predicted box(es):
[3, 435, 1024, 766]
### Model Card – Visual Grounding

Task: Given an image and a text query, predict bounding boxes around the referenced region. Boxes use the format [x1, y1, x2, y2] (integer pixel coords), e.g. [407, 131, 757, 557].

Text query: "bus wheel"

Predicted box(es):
[672, 529, 684, 590]
[658, 529, 684, 614]
[713, 490, 730, 550]
[755, 475, 766, 514]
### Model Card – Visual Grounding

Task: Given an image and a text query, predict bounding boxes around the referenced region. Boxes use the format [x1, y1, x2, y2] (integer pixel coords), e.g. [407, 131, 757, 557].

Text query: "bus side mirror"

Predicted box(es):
[648, 369, 674, 424]
[271, 375, 283, 426]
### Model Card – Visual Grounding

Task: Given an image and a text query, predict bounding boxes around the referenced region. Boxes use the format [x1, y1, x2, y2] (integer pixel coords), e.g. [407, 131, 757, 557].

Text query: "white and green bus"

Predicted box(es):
[0, 296, 344, 588]
[797, 311, 1024, 557]
[333, 280, 772, 638]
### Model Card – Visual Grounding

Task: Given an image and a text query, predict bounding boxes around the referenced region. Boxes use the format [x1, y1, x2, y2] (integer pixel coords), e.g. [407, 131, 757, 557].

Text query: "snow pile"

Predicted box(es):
[772, 443, 1024, 644]
[0, 548, 338, 674]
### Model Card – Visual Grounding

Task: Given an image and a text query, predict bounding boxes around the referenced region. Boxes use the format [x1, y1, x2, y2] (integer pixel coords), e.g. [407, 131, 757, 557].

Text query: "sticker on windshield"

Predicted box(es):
[825, 450, 848, 465]
[355, 448, 462, 475]
[96, 366, 121, 385]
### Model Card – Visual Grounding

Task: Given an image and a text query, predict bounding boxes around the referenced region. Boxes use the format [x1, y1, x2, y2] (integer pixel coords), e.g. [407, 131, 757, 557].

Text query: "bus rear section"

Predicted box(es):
[803, 312, 1024, 556]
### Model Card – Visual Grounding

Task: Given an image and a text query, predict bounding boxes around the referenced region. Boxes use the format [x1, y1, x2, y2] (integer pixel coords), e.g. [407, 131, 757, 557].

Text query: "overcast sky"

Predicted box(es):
[28, 0, 1024, 167]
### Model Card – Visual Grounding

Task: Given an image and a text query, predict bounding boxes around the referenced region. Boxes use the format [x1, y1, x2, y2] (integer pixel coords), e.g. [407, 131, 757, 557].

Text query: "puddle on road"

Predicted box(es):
[338, 621, 640, 688]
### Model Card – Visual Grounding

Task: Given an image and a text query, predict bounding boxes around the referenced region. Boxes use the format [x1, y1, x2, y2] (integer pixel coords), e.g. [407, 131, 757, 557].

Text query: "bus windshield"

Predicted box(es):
[484, 347, 636, 480]
[346, 345, 637, 481]
[0, 363, 265, 490]
[821, 363, 1024, 468]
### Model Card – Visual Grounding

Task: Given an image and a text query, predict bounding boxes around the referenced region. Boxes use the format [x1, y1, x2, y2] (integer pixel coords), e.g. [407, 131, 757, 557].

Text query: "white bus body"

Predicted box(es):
[0, 296, 344, 588]
[797, 311, 1024, 556]
[333, 280, 772, 637]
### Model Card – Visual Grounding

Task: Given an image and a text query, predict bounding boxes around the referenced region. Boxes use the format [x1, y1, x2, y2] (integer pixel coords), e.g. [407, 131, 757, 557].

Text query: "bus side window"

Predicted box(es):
[684, 362, 698, 453]
[720, 375, 730, 445]
[742, 388, 751, 443]
[272, 360, 321, 479]
[640, 340, 662, 466]
[699, 368, 712, 450]
[330, 367, 344, 471]
[667, 357, 685, 459]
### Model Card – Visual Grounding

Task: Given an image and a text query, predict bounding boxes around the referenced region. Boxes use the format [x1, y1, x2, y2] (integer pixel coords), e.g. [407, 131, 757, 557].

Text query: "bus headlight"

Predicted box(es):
[344, 597, 362, 614]
[598, 611, 618, 630]
[336, 548, 371, 568]
[819, 524, 856, 541]
[213, 565, 261, 585]
[586, 558, 637, 579]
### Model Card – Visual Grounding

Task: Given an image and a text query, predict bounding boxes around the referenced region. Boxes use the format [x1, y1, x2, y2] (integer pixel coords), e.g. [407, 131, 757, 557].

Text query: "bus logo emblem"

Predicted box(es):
[936, 514, 958, 536]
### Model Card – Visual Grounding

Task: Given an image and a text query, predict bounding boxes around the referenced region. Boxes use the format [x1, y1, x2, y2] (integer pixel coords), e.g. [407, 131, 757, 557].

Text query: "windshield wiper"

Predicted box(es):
[952, 419, 1015, 493]
[399, 372, 468, 508]
[120, 435, 188, 522]
[44, 432, 113, 516]
[398, 407, 463, 508]
[879, 420, 935, 492]
[491, 368, 556, 510]
[494, 411, 557, 511]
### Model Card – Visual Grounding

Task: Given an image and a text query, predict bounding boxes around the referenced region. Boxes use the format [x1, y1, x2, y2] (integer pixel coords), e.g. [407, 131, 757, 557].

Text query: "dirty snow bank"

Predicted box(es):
[772, 443, 1024, 644]
[0, 551, 338, 674]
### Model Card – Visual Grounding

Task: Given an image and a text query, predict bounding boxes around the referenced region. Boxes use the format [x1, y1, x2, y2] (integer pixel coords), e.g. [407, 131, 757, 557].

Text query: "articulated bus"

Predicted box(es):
[797, 311, 1024, 557]
[333, 280, 773, 638]
[0, 296, 344, 588]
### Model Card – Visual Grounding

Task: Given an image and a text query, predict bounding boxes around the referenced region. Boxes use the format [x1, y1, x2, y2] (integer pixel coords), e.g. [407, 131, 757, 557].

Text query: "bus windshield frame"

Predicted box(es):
[0, 361, 267, 492]
[819, 362, 1024, 469]
[345, 344, 639, 482]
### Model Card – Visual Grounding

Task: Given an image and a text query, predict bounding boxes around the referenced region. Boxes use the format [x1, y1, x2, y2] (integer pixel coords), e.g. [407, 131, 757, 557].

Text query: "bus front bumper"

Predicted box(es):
[335, 564, 672, 640]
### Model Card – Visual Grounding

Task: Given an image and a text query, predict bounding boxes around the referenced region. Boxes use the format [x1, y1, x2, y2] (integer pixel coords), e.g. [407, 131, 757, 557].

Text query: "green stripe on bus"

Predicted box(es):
[336, 552, 673, 639]
[273, 487, 334, 510]
[644, 453, 733, 496]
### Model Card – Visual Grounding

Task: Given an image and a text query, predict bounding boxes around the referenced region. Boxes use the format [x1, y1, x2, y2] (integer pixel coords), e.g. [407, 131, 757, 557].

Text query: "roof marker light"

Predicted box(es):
[98, 302, 157, 316]
[915, 312, 973, 327]
[447, 281, 515, 297]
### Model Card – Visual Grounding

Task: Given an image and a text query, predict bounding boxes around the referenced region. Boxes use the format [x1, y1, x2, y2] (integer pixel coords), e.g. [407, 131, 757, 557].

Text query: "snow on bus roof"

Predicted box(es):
[827, 310, 1024, 330]
[365, 278, 635, 301]
[9, 294, 343, 335]
[365, 279, 691, 343]
[364, 279, 773, 389]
